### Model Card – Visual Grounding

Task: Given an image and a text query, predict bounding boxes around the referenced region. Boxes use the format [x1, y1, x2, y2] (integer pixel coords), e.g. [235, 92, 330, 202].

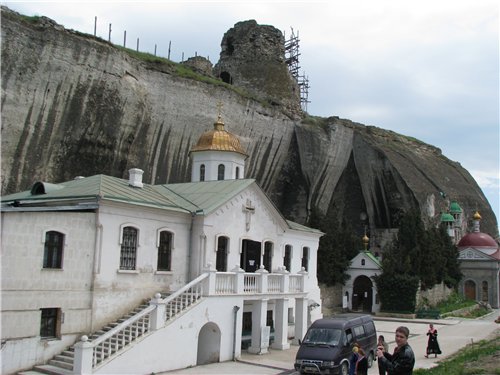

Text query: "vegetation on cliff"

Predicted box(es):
[374, 210, 462, 312]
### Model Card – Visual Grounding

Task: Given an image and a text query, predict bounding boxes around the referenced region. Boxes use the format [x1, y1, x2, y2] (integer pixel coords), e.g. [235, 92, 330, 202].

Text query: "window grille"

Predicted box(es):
[43, 231, 64, 268]
[40, 308, 59, 338]
[120, 227, 138, 270]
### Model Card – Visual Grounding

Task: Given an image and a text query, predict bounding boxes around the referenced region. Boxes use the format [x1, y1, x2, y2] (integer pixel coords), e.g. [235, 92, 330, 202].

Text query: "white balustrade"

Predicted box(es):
[243, 274, 258, 293]
[267, 274, 282, 293]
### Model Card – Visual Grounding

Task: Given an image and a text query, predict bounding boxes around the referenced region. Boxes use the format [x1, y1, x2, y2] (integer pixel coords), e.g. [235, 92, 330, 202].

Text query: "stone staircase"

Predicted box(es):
[18, 304, 150, 375]
[17, 275, 207, 375]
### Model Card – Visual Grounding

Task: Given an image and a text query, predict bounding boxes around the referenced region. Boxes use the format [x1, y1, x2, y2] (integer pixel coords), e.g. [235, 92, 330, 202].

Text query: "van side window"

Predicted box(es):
[345, 328, 353, 345]
[354, 325, 365, 338]
[363, 321, 376, 335]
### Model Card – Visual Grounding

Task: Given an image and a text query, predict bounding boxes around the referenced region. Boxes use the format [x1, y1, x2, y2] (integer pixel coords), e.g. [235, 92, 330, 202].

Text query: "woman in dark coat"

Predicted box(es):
[425, 323, 442, 358]
[355, 348, 368, 375]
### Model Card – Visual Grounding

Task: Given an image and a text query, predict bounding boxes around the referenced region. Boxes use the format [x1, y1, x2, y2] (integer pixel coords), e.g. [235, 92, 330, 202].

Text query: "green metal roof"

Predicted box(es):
[362, 250, 382, 268]
[158, 179, 256, 214]
[450, 201, 462, 214]
[440, 212, 455, 222]
[1, 175, 188, 213]
[287, 220, 323, 234]
[2, 175, 322, 234]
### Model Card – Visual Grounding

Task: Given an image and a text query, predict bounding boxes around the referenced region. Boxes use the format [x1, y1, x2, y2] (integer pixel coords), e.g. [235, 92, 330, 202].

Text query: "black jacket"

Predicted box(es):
[379, 344, 415, 375]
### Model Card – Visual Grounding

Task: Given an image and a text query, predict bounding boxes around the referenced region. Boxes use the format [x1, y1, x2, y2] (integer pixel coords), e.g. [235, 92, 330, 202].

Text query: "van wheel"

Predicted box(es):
[367, 352, 374, 368]
[340, 362, 349, 375]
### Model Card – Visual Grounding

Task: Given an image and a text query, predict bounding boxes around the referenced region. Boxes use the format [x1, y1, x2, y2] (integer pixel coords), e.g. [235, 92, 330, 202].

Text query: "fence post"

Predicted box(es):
[231, 264, 245, 294]
[203, 263, 217, 296]
[298, 267, 308, 292]
[149, 293, 166, 329]
[277, 266, 290, 292]
[256, 265, 268, 293]
[73, 335, 93, 374]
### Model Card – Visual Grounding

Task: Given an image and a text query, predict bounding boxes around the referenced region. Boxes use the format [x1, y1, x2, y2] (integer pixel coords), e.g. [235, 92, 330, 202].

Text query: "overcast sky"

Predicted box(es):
[3, 0, 499, 227]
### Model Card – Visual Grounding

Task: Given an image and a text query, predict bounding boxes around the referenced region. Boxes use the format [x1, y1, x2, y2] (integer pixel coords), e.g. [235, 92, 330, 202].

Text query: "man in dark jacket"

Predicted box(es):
[376, 326, 415, 375]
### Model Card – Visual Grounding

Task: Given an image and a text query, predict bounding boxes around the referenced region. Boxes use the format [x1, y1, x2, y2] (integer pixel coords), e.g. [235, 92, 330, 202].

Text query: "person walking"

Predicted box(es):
[425, 323, 442, 358]
[377, 335, 389, 375]
[355, 347, 368, 375]
[376, 326, 415, 375]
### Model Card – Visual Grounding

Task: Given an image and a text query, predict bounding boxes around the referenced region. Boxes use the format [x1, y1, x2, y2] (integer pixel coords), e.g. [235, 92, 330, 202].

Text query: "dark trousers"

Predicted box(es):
[378, 360, 386, 375]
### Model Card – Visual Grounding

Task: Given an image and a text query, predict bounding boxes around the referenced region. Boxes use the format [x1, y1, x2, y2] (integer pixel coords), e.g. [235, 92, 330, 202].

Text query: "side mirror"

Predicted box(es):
[298, 339, 302, 345]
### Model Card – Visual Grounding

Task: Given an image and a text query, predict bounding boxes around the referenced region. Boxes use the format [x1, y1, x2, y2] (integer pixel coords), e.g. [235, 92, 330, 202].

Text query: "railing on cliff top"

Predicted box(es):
[73, 266, 308, 373]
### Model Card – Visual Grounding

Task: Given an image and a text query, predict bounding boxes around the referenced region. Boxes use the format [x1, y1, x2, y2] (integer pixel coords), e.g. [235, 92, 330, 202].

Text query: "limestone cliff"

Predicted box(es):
[1, 8, 497, 239]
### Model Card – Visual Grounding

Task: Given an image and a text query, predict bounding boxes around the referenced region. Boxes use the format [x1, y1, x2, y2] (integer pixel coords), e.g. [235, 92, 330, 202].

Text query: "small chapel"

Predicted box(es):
[1, 110, 323, 374]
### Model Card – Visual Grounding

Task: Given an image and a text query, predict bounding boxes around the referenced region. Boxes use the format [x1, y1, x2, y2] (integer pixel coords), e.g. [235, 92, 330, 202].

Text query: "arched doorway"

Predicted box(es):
[352, 275, 373, 312]
[197, 322, 221, 365]
[464, 280, 476, 301]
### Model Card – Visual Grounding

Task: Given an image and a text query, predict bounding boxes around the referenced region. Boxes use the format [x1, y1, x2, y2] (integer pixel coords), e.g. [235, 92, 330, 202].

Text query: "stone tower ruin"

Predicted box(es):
[214, 20, 301, 116]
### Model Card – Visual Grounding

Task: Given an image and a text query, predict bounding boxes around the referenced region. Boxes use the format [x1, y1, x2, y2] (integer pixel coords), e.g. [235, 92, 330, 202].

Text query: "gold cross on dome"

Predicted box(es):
[216, 101, 224, 120]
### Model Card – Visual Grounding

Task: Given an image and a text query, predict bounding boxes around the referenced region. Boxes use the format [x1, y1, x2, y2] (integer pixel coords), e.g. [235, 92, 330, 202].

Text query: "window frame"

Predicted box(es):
[40, 307, 61, 339]
[301, 246, 309, 271]
[216, 235, 229, 272]
[157, 229, 174, 272]
[200, 164, 205, 182]
[42, 230, 65, 269]
[119, 224, 140, 271]
[284, 245, 292, 272]
[217, 164, 225, 180]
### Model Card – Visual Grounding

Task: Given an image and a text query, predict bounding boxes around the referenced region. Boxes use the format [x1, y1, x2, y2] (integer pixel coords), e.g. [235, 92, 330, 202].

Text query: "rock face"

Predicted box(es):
[1, 8, 497, 240]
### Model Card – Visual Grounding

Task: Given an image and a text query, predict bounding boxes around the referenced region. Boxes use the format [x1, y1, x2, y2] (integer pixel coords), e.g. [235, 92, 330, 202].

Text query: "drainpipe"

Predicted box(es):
[233, 305, 240, 361]
[188, 209, 204, 281]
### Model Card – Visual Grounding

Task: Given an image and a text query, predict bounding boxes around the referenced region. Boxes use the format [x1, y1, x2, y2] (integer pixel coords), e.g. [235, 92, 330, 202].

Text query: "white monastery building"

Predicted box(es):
[1, 113, 323, 374]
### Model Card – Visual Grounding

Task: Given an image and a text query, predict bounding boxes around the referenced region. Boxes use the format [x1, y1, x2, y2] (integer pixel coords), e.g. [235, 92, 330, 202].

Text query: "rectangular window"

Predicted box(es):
[301, 247, 309, 271]
[43, 231, 64, 268]
[216, 236, 228, 272]
[157, 231, 172, 271]
[120, 227, 138, 270]
[263, 242, 273, 271]
[284, 245, 292, 272]
[40, 308, 60, 339]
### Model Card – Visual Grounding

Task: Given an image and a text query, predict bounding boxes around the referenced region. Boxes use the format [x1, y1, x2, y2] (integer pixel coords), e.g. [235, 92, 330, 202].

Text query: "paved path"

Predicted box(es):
[163, 310, 499, 374]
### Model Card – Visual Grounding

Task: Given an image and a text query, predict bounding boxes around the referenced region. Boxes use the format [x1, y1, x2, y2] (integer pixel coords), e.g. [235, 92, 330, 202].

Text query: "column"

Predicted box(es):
[248, 299, 269, 354]
[293, 297, 308, 345]
[271, 298, 290, 350]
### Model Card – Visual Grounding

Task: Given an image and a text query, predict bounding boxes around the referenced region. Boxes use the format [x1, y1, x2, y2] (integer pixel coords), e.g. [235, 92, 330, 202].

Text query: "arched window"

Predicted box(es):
[200, 164, 205, 182]
[301, 247, 309, 271]
[43, 231, 64, 269]
[236, 167, 240, 179]
[218, 164, 225, 180]
[216, 236, 229, 272]
[120, 226, 138, 270]
[482, 281, 489, 303]
[157, 231, 173, 271]
[263, 241, 273, 271]
[284, 245, 292, 272]
[361, 259, 366, 266]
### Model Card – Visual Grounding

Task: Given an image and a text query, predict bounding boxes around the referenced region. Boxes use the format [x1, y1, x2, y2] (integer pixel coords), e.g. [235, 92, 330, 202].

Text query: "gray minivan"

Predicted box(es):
[294, 314, 377, 375]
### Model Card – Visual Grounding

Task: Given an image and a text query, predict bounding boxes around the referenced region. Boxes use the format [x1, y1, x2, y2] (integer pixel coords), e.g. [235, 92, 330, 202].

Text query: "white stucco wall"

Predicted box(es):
[1, 210, 95, 373]
[191, 150, 246, 182]
[91, 202, 193, 330]
[96, 296, 244, 374]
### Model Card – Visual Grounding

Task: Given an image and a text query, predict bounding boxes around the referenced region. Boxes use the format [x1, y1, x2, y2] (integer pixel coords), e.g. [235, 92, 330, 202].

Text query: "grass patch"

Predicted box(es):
[413, 334, 500, 375]
[435, 292, 476, 314]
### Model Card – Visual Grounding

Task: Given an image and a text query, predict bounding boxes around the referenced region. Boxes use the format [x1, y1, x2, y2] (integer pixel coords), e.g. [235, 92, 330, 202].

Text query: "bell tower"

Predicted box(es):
[190, 105, 248, 182]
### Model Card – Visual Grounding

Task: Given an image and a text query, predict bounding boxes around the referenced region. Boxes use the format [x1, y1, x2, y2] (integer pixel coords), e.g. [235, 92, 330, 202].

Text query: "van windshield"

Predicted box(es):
[303, 328, 342, 346]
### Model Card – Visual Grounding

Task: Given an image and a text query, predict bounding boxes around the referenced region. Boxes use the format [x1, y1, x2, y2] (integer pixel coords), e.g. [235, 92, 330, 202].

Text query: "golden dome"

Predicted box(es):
[473, 211, 482, 220]
[362, 234, 369, 250]
[190, 114, 247, 156]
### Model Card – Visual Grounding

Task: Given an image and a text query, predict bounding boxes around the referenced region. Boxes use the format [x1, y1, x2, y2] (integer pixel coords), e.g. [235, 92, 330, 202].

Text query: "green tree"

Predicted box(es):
[308, 209, 360, 286]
